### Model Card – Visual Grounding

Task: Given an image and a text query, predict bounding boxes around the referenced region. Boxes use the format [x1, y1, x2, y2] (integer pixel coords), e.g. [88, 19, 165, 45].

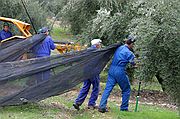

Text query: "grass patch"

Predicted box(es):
[100, 71, 163, 91]
[51, 27, 73, 41]
[0, 103, 59, 119]
[131, 82, 163, 91]
[108, 102, 179, 119]
[0, 95, 178, 119]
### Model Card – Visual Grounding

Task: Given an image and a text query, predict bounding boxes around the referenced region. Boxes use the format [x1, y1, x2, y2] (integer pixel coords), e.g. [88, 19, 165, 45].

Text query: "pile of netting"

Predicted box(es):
[0, 34, 121, 106]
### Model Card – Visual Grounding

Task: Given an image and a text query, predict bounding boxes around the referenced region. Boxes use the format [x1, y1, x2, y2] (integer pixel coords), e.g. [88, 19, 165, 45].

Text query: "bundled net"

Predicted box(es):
[0, 38, 24, 50]
[0, 34, 46, 62]
[0, 34, 121, 106]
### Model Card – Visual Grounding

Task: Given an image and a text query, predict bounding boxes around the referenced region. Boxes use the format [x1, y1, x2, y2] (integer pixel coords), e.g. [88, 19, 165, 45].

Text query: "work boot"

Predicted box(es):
[98, 107, 108, 113]
[120, 109, 129, 112]
[87, 105, 98, 110]
[73, 103, 80, 111]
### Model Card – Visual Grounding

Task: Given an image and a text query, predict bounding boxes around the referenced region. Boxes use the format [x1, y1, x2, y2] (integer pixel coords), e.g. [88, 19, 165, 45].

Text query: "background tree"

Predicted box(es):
[128, 0, 180, 107]
[0, 0, 48, 33]
[61, 0, 180, 107]
[0, 0, 179, 108]
[61, 0, 99, 34]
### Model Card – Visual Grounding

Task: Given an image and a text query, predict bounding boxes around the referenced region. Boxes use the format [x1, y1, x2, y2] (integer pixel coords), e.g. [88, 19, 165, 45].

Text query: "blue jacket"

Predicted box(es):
[32, 35, 56, 57]
[0, 30, 13, 41]
[111, 44, 135, 68]
[88, 45, 97, 50]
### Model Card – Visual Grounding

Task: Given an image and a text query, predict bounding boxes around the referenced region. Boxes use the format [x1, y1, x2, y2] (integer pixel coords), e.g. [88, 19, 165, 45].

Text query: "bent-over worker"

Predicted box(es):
[73, 39, 102, 110]
[98, 35, 136, 113]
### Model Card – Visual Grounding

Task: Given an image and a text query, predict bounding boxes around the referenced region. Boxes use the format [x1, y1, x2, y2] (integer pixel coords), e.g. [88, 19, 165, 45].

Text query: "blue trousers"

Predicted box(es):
[35, 56, 50, 84]
[75, 75, 100, 106]
[99, 66, 131, 110]
[35, 70, 50, 84]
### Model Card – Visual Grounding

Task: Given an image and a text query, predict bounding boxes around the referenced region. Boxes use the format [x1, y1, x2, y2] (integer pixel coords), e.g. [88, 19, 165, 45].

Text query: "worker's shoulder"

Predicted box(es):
[88, 45, 97, 50]
[0, 30, 4, 33]
[119, 45, 133, 54]
[46, 35, 52, 39]
[122, 45, 132, 52]
[9, 30, 12, 34]
[117, 45, 127, 51]
[44, 35, 53, 41]
[0, 30, 11, 34]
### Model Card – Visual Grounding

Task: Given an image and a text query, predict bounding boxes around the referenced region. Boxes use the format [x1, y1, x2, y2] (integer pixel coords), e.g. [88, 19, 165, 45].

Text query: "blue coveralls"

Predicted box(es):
[75, 45, 100, 106]
[0, 30, 12, 41]
[99, 44, 135, 111]
[32, 35, 56, 57]
[32, 35, 56, 83]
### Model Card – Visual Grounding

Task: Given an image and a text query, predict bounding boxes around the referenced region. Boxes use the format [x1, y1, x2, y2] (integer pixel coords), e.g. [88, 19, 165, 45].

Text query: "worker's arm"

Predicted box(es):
[127, 52, 136, 66]
[0, 32, 6, 40]
[48, 37, 56, 50]
[9, 31, 13, 37]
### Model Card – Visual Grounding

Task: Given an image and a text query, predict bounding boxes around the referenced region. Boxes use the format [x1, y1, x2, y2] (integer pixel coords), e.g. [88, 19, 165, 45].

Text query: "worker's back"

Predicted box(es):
[32, 35, 55, 57]
[0, 29, 12, 41]
[111, 44, 135, 68]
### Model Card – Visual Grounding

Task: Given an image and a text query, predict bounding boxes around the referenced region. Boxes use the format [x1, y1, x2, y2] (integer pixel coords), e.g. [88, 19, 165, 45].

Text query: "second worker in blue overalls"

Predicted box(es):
[73, 39, 102, 110]
[99, 35, 136, 113]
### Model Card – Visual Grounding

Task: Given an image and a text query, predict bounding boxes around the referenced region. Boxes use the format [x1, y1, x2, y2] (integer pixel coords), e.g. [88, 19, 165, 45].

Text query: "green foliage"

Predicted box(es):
[38, 0, 68, 17]
[61, 0, 180, 107]
[51, 27, 73, 41]
[23, 0, 48, 32]
[0, 0, 22, 18]
[62, 0, 130, 35]
[84, 8, 131, 45]
[0, 0, 48, 33]
[62, 0, 100, 34]
[128, 0, 180, 107]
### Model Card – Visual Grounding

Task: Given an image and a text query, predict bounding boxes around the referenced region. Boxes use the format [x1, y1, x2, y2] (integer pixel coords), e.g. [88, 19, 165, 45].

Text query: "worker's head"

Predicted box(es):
[91, 39, 102, 49]
[41, 27, 49, 35]
[3, 23, 10, 32]
[37, 28, 42, 34]
[125, 35, 136, 49]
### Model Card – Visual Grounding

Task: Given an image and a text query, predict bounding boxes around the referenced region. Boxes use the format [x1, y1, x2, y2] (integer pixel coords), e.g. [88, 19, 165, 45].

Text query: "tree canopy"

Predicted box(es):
[0, 0, 47, 33]
[62, 0, 180, 107]
[0, 0, 179, 107]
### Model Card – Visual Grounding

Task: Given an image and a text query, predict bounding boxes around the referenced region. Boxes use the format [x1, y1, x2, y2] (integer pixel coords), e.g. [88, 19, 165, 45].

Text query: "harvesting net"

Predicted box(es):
[0, 34, 121, 106]
[0, 34, 46, 62]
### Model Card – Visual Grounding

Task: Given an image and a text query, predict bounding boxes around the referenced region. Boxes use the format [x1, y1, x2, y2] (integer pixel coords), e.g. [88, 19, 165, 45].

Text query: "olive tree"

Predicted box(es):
[128, 0, 180, 107]
[61, 0, 180, 108]
[0, 0, 48, 33]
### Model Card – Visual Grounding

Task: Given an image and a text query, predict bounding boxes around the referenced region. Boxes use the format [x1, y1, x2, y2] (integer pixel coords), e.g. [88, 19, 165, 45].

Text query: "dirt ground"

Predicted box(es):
[0, 83, 177, 110]
[61, 88, 177, 110]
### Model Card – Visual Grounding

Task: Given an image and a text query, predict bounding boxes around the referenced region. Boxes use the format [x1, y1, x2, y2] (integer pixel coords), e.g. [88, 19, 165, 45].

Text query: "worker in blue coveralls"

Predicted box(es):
[98, 35, 136, 113]
[73, 39, 102, 110]
[32, 27, 56, 58]
[0, 23, 13, 41]
[32, 27, 56, 83]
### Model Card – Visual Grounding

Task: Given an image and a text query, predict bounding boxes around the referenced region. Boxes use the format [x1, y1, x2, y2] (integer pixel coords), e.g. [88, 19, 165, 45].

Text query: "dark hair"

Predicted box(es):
[125, 40, 133, 45]
[41, 27, 49, 33]
[3, 23, 9, 27]
[125, 35, 136, 45]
